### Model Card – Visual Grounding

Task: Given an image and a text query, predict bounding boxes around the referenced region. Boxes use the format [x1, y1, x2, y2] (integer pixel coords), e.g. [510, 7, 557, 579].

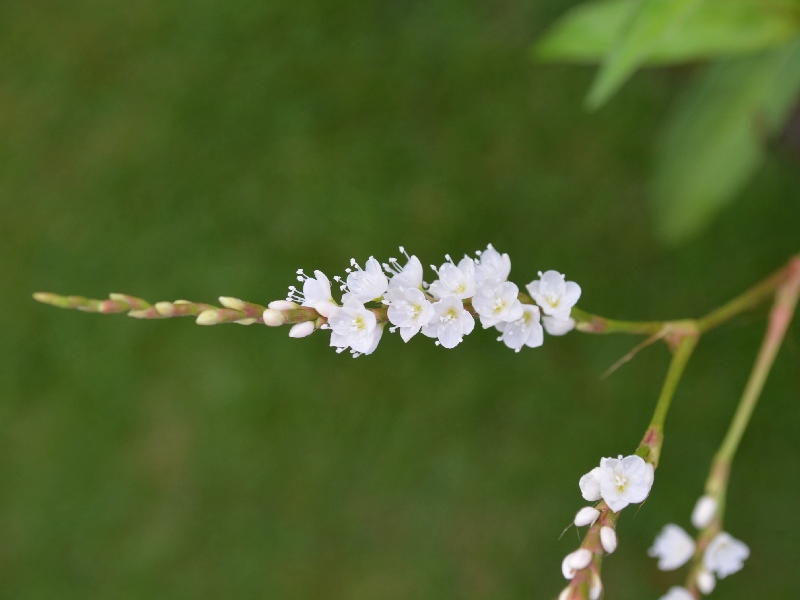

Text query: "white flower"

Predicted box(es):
[561, 548, 592, 579]
[288, 269, 338, 315]
[526, 270, 581, 320]
[579, 467, 602, 502]
[543, 315, 576, 336]
[386, 287, 435, 342]
[703, 532, 749, 578]
[691, 495, 718, 529]
[600, 526, 617, 554]
[472, 281, 523, 328]
[342, 257, 389, 303]
[428, 256, 476, 300]
[596, 455, 655, 512]
[385, 250, 424, 291]
[496, 304, 543, 351]
[421, 295, 475, 348]
[697, 568, 716, 594]
[648, 524, 696, 571]
[474, 243, 511, 286]
[658, 586, 694, 600]
[574, 507, 600, 527]
[328, 298, 378, 356]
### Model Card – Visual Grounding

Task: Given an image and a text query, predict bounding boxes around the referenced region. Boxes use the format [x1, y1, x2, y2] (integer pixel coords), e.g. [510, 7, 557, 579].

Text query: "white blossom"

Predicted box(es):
[429, 256, 476, 300]
[385, 250, 424, 291]
[386, 287, 435, 342]
[474, 243, 511, 286]
[600, 526, 617, 554]
[579, 467, 602, 502]
[648, 524, 696, 571]
[543, 315, 576, 336]
[561, 548, 592, 579]
[289, 322, 315, 338]
[495, 304, 543, 352]
[703, 532, 749, 578]
[596, 455, 655, 512]
[574, 506, 600, 527]
[658, 587, 694, 600]
[691, 495, 718, 530]
[288, 269, 338, 316]
[328, 298, 379, 357]
[472, 281, 523, 328]
[526, 270, 581, 320]
[342, 257, 389, 303]
[697, 568, 716, 594]
[421, 296, 475, 348]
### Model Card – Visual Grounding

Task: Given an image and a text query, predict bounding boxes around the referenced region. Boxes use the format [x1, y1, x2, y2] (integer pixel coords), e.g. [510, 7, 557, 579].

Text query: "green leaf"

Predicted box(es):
[652, 36, 800, 245]
[535, 0, 800, 65]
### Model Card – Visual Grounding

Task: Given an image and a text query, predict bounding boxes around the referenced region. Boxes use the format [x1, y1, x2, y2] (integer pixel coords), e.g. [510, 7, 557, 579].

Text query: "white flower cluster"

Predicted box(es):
[651, 495, 749, 598]
[269, 245, 581, 357]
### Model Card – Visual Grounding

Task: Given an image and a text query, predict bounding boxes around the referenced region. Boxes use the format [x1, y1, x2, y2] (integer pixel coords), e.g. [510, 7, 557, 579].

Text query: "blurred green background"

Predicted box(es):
[1, 1, 798, 598]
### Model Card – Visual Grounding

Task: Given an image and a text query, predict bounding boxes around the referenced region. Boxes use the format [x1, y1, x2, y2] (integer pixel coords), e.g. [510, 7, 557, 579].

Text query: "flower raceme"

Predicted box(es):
[274, 245, 581, 357]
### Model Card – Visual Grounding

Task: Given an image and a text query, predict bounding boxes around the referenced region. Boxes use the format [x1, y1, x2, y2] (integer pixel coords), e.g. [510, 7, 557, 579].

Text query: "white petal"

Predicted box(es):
[580, 468, 602, 502]
[691, 495, 718, 529]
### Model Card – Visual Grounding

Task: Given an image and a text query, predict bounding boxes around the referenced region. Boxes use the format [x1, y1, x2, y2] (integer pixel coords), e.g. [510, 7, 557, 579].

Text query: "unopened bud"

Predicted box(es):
[289, 322, 315, 338]
[155, 302, 174, 316]
[196, 310, 219, 325]
[268, 300, 299, 310]
[235, 318, 258, 325]
[262, 309, 285, 327]
[589, 572, 602, 600]
[574, 507, 600, 527]
[561, 548, 592, 579]
[313, 300, 337, 318]
[691, 495, 717, 529]
[219, 296, 247, 311]
[558, 587, 571, 600]
[696, 568, 716, 594]
[600, 526, 617, 554]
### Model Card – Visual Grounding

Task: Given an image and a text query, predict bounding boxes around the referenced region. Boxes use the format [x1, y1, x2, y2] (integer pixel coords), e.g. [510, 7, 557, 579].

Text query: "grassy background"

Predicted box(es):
[1, 0, 799, 598]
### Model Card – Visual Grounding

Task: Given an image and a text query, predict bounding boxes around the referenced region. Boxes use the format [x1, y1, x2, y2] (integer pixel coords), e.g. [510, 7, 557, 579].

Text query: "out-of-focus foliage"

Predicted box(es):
[535, 0, 800, 243]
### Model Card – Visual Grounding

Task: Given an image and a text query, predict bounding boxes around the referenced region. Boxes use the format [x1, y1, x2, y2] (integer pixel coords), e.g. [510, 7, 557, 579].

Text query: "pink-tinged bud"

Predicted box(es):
[313, 300, 337, 318]
[235, 318, 258, 325]
[196, 310, 219, 325]
[697, 568, 716, 594]
[219, 296, 247, 311]
[289, 322, 315, 338]
[155, 302, 174, 316]
[561, 549, 592, 579]
[262, 309, 285, 327]
[574, 507, 601, 527]
[600, 527, 617, 554]
[691, 495, 717, 529]
[268, 300, 299, 310]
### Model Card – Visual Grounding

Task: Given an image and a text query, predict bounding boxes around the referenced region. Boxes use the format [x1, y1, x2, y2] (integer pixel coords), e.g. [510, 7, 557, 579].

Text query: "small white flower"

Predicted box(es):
[648, 524, 696, 571]
[385, 251, 424, 291]
[526, 270, 581, 320]
[288, 269, 338, 316]
[691, 495, 718, 530]
[579, 467, 602, 502]
[596, 455, 654, 512]
[696, 568, 716, 594]
[386, 287, 435, 342]
[429, 256, 476, 300]
[561, 548, 592, 579]
[658, 586, 694, 600]
[703, 532, 749, 578]
[343, 257, 389, 303]
[496, 304, 543, 352]
[472, 281, 523, 328]
[421, 295, 475, 348]
[574, 507, 600, 527]
[543, 315, 576, 336]
[328, 298, 378, 356]
[289, 322, 315, 338]
[474, 243, 511, 286]
[600, 526, 617, 554]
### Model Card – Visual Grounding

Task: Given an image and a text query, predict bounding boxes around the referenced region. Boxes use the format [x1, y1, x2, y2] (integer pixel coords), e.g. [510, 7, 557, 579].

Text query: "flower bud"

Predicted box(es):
[696, 568, 716, 594]
[268, 300, 299, 310]
[574, 507, 600, 527]
[589, 571, 603, 600]
[600, 526, 617, 554]
[262, 309, 285, 327]
[691, 495, 718, 529]
[289, 322, 315, 338]
[561, 548, 592, 579]
[219, 296, 247, 311]
[196, 310, 219, 325]
[155, 302, 174, 316]
[558, 587, 571, 600]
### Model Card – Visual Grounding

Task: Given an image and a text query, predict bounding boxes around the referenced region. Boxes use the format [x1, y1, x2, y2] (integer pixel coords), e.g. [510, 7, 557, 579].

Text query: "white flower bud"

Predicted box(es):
[155, 301, 174, 316]
[691, 495, 718, 529]
[219, 296, 246, 311]
[268, 300, 299, 311]
[196, 310, 219, 325]
[289, 321, 315, 338]
[574, 507, 601, 527]
[589, 571, 603, 600]
[235, 318, 257, 325]
[558, 587, 571, 600]
[697, 568, 716, 594]
[600, 526, 617, 554]
[262, 308, 285, 327]
[561, 548, 592, 579]
[659, 587, 694, 600]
